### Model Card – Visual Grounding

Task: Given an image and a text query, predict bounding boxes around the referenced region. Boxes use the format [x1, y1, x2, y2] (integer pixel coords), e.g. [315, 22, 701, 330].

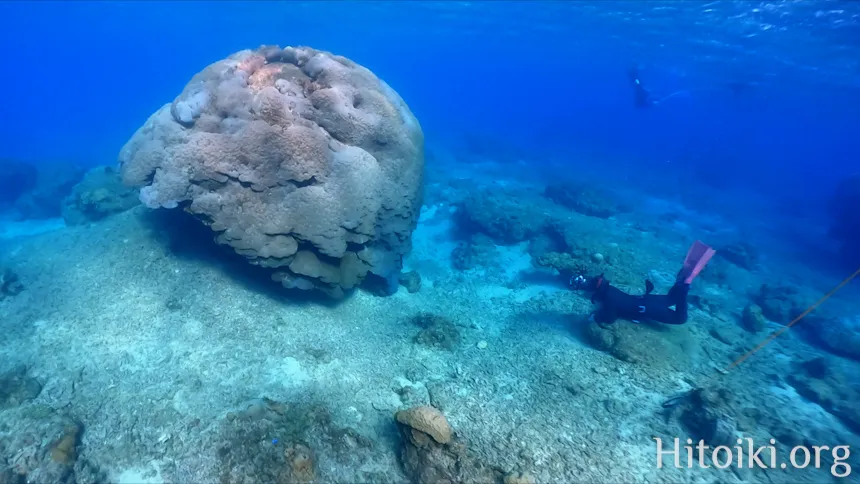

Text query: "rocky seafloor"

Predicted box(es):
[1, 154, 860, 484]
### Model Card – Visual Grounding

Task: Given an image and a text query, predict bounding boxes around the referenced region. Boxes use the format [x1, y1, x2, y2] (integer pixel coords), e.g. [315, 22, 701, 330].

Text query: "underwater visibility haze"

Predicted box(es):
[1, 1, 860, 483]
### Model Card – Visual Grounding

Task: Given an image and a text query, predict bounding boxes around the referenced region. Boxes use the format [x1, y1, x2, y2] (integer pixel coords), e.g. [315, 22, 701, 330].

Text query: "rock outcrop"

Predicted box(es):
[0, 268, 23, 299]
[585, 319, 695, 369]
[799, 314, 860, 361]
[13, 163, 85, 219]
[544, 183, 617, 219]
[62, 166, 140, 225]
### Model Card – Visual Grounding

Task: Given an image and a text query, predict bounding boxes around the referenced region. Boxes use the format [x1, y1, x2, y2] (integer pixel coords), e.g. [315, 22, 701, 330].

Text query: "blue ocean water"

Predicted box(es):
[1, 1, 860, 483]
[2, 1, 858, 192]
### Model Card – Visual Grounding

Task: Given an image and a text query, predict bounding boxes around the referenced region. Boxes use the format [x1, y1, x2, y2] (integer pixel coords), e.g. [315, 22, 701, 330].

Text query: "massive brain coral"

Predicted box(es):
[119, 45, 424, 298]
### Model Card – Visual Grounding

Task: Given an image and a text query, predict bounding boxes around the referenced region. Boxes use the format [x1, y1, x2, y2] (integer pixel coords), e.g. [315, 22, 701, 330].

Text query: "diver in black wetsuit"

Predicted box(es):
[563, 241, 715, 326]
[568, 273, 690, 326]
[627, 65, 753, 108]
[628, 66, 655, 108]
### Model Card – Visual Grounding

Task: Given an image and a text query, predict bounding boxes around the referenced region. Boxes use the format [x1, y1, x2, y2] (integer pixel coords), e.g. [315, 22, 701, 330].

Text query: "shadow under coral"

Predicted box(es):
[141, 209, 343, 308]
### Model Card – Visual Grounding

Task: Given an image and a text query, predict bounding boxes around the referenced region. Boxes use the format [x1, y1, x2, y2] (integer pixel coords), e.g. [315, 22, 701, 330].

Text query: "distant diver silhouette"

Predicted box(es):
[628, 66, 752, 108]
[628, 66, 655, 108]
[726, 80, 754, 97]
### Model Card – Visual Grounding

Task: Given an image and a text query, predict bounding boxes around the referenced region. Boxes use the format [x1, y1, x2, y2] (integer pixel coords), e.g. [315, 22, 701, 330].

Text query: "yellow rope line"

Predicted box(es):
[723, 266, 860, 373]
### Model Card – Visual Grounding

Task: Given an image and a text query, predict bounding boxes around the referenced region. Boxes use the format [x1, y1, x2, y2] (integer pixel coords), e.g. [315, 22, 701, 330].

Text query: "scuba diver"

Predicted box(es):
[628, 66, 655, 108]
[628, 65, 754, 109]
[566, 241, 715, 326]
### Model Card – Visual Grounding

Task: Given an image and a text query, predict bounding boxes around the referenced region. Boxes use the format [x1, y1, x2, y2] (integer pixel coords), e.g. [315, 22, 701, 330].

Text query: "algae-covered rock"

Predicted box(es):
[798, 315, 860, 361]
[0, 366, 41, 408]
[50, 424, 81, 465]
[696, 257, 730, 286]
[398, 270, 422, 293]
[543, 220, 603, 257]
[526, 233, 562, 259]
[584, 320, 695, 369]
[411, 313, 461, 351]
[451, 234, 499, 271]
[0, 404, 92, 484]
[215, 398, 379, 483]
[14, 162, 85, 219]
[817, 316, 860, 361]
[786, 358, 860, 433]
[717, 242, 759, 271]
[688, 293, 721, 316]
[425, 381, 457, 413]
[458, 188, 549, 244]
[544, 183, 617, 219]
[741, 303, 766, 333]
[504, 472, 537, 484]
[677, 388, 737, 447]
[62, 166, 140, 225]
[451, 241, 477, 271]
[395, 381, 431, 408]
[755, 284, 804, 323]
[533, 252, 591, 277]
[0, 268, 23, 298]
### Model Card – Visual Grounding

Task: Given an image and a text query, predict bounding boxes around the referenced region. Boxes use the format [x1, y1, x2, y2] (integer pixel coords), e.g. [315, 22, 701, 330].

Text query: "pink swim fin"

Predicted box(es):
[680, 240, 716, 284]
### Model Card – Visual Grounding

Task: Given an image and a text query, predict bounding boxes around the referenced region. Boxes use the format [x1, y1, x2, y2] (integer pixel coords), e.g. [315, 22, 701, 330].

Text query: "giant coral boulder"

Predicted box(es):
[118, 45, 424, 298]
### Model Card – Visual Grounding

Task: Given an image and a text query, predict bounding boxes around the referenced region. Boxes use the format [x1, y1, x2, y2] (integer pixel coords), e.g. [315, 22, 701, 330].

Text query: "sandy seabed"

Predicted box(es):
[1, 167, 859, 484]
